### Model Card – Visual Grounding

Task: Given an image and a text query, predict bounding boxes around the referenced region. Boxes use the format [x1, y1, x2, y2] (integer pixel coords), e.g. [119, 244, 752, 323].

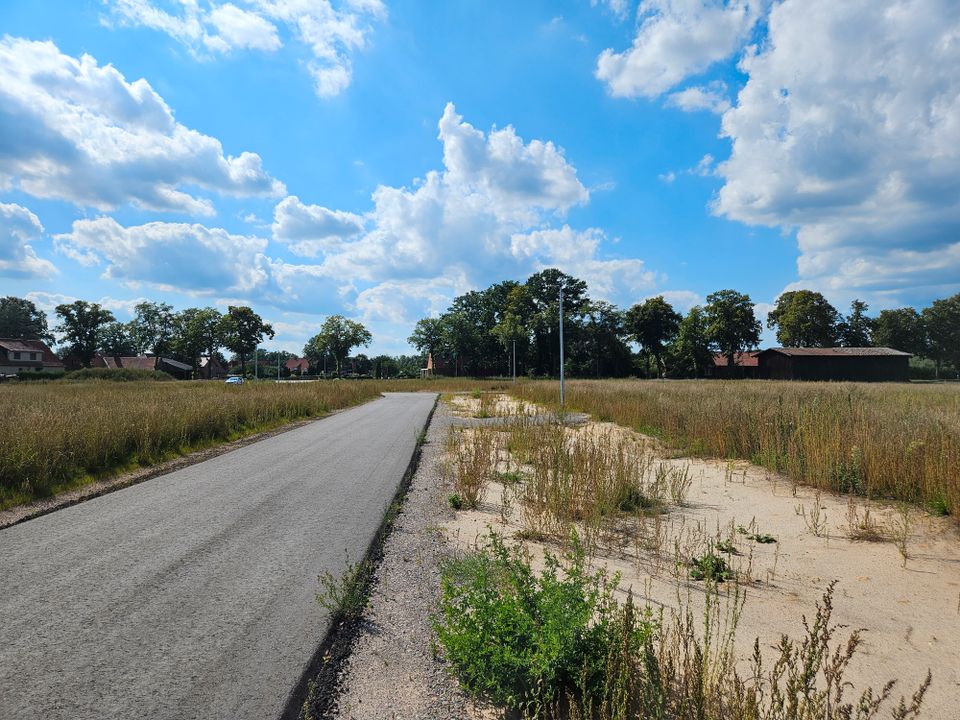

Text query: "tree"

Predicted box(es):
[766, 290, 840, 347]
[219, 306, 274, 376]
[526, 269, 589, 377]
[704, 289, 761, 367]
[667, 306, 713, 378]
[304, 315, 371, 378]
[922, 294, 960, 377]
[838, 299, 874, 347]
[873, 308, 926, 357]
[408, 317, 447, 361]
[0, 296, 51, 341]
[99, 321, 136, 356]
[54, 301, 116, 366]
[172, 307, 223, 374]
[625, 296, 682, 378]
[441, 311, 477, 377]
[130, 301, 176, 355]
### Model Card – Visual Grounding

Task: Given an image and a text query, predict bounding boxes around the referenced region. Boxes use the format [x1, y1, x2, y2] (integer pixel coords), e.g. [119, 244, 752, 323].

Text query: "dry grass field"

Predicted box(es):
[511, 380, 960, 518]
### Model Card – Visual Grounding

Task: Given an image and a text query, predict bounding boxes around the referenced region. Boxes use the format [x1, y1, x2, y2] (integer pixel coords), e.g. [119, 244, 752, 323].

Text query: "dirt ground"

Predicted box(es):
[443, 394, 960, 719]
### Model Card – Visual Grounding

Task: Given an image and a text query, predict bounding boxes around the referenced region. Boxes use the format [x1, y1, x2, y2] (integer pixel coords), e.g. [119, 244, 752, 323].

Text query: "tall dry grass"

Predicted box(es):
[0, 380, 391, 508]
[512, 380, 960, 516]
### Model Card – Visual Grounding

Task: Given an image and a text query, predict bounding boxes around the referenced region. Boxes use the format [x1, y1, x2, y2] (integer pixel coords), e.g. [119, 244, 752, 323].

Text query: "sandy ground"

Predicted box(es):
[443, 394, 960, 719]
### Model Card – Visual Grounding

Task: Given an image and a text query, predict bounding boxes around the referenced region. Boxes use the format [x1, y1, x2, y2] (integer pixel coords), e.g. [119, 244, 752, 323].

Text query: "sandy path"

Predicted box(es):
[443, 395, 960, 718]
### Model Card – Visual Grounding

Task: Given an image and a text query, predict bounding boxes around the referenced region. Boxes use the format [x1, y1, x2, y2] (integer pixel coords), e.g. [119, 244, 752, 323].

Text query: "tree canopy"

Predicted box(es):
[304, 315, 372, 378]
[0, 296, 51, 341]
[704, 290, 761, 366]
[766, 290, 839, 347]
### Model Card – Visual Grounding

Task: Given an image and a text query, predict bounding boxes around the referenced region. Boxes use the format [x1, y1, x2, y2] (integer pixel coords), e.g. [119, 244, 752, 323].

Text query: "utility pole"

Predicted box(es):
[559, 284, 565, 408]
[512, 339, 516, 383]
[277, 352, 280, 380]
[254, 345, 258, 380]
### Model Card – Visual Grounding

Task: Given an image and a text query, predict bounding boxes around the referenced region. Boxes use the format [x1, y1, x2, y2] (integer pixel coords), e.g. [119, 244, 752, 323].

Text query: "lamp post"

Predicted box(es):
[559, 284, 565, 408]
[512, 339, 516, 383]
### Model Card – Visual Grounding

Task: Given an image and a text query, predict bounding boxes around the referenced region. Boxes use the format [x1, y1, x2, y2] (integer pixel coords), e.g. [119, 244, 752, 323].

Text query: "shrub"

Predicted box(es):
[434, 531, 653, 715]
[14, 371, 65, 381]
[65, 368, 175, 382]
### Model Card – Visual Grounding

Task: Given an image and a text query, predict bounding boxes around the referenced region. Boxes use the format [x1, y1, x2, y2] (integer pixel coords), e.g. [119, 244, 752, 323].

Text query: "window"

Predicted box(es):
[12, 352, 20, 360]
[31, 352, 38, 360]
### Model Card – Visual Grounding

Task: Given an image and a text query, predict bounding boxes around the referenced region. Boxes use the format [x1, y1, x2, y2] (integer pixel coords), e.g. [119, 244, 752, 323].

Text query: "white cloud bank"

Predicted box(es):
[0, 37, 284, 215]
[104, 0, 386, 97]
[714, 0, 960, 298]
[596, 1, 762, 98]
[0, 203, 57, 279]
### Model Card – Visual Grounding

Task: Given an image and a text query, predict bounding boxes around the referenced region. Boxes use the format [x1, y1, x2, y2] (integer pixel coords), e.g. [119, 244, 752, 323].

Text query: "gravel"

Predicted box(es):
[331, 400, 471, 720]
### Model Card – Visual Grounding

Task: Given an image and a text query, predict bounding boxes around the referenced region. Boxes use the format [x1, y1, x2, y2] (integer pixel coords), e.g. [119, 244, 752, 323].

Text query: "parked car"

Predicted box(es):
[225, 376, 245, 385]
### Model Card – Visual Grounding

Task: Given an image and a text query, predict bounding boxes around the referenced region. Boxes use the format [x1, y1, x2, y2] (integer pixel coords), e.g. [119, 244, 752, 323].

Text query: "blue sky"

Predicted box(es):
[2, 0, 958, 355]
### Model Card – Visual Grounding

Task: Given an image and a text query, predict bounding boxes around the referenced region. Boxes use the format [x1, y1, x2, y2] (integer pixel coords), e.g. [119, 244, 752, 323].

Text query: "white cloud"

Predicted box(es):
[591, 0, 633, 21]
[596, 0, 761, 98]
[54, 217, 270, 294]
[0, 203, 57, 279]
[657, 290, 702, 311]
[667, 81, 731, 113]
[510, 226, 659, 303]
[0, 37, 284, 215]
[207, 4, 282, 51]
[105, 0, 385, 98]
[714, 0, 960, 299]
[272, 195, 365, 257]
[26, 291, 150, 319]
[354, 275, 468, 324]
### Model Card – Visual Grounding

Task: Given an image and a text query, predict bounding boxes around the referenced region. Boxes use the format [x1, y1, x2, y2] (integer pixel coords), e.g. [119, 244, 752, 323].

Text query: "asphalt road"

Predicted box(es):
[0, 391, 437, 720]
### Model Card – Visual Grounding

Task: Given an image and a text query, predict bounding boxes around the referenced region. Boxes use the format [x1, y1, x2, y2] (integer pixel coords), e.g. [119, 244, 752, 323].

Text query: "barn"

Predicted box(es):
[757, 347, 911, 382]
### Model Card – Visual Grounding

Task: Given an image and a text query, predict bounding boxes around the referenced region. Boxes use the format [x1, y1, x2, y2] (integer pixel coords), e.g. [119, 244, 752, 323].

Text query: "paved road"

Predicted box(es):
[0, 392, 436, 720]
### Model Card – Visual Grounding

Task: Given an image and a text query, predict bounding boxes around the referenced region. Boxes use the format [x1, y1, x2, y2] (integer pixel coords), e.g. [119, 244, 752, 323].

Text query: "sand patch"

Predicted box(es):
[441, 394, 960, 719]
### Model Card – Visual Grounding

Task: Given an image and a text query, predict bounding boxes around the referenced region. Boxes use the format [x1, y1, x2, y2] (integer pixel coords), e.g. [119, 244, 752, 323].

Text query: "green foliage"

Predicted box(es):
[64, 368, 174, 382]
[14, 371, 64, 381]
[435, 531, 652, 714]
[667, 305, 714, 378]
[921, 293, 960, 377]
[766, 290, 840, 348]
[448, 494, 464, 510]
[219, 305, 275, 376]
[625, 295, 682, 378]
[54, 300, 116, 366]
[316, 552, 373, 622]
[873, 307, 927, 356]
[704, 289, 761, 365]
[838, 299, 874, 347]
[130, 301, 176, 355]
[304, 315, 372, 378]
[0, 296, 51, 341]
[689, 548, 733, 582]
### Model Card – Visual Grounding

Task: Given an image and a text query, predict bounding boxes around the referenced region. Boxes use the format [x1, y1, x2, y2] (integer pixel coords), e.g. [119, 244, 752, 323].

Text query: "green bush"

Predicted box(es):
[64, 368, 175, 382]
[14, 371, 65, 381]
[434, 532, 652, 714]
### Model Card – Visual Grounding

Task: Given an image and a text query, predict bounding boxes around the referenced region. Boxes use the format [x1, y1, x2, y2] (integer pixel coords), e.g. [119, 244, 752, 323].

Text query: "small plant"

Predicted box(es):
[737, 524, 777, 544]
[689, 548, 733, 582]
[496, 470, 526, 485]
[316, 551, 372, 622]
[846, 499, 887, 542]
[448, 494, 463, 510]
[796, 491, 828, 537]
[715, 539, 740, 555]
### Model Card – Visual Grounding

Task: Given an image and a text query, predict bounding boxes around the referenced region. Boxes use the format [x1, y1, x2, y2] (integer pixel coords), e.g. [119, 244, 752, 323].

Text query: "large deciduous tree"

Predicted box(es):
[55, 300, 116, 366]
[219, 306, 274, 376]
[667, 306, 713, 378]
[131, 301, 176, 355]
[408, 317, 447, 362]
[921, 293, 960, 377]
[625, 296, 681, 378]
[766, 290, 840, 347]
[704, 289, 761, 367]
[873, 308, 926, 357]
[173, 307, 223, 374]
[0, 296, 51, 341]
[99, 321, 136, 356]
[838, 299, 874, 347]
[304, 315, 371, 378]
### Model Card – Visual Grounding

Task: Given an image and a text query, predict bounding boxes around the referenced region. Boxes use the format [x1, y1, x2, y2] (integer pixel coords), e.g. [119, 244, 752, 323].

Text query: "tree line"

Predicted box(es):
[407, 270, 960, 378]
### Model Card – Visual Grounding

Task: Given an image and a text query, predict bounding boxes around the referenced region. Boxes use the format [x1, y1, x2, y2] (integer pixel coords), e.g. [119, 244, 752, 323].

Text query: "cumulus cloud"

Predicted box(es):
[272, 195, 365, 257]
[0, 203, 57, 279]
[54, 217, 270, 294]
[105, 0, 385, 97]
[596, 0, 761, 98]
[26, 291, 149, 318]
[0, 37, 284, 215]
[591, 0, 633, 21]
[713, 0, 960, 298]
[666, 82, 731, 113]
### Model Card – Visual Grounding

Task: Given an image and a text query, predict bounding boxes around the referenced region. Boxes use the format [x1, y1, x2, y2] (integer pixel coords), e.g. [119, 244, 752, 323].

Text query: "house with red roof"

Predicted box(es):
[0, 339, 65, 376]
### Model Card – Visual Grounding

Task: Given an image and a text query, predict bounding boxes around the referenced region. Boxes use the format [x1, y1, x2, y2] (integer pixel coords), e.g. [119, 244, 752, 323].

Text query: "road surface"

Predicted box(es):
[0, 391, 437, 720]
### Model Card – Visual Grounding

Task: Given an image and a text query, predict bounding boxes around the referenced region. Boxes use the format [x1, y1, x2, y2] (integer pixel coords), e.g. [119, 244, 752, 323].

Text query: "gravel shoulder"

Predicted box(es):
[331, 400, 469, 720]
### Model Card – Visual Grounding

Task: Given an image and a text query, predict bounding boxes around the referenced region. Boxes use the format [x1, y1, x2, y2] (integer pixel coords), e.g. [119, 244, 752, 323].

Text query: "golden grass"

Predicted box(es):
[0, 379, 397, 509]
[511, 379, 960, 517]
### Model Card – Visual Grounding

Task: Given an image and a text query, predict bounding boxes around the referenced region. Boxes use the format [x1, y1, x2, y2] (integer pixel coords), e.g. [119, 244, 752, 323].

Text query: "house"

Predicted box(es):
[0, 339, 65, 375]
[420, 352, 457, 378]
[710, 351, 760, 379]
[198, 356, 227, 379]
[757, 347, 911, 382]
[104, 355, 194, 379]
[285, 357, 310, 376]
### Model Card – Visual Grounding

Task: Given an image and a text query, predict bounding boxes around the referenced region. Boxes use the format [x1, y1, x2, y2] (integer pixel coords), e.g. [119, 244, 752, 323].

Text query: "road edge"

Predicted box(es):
[279, 392, 441, 720]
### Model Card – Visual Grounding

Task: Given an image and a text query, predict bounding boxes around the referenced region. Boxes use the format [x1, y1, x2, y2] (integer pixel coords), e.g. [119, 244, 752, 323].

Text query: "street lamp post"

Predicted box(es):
[512, 339, 516, 383]
[559, 284, 565, 408]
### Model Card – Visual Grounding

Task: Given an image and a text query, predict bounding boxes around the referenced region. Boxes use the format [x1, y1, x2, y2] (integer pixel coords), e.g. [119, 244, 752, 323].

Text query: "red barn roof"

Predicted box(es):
[712, 352, 759, 367]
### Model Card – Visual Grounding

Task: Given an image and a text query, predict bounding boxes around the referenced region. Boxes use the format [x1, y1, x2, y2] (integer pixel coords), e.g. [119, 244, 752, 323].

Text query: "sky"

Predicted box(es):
[1, 0, 958, 355]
